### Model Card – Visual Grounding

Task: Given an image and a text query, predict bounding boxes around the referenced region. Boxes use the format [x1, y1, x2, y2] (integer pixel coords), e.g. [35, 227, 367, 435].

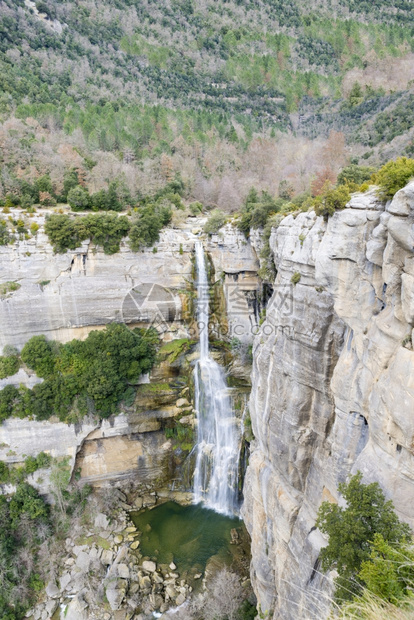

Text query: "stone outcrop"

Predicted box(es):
[207, 223, 260, 344]
[0, 212, 196, 352]
[243, 185, 414, 619]
[0, 214, 260, 353]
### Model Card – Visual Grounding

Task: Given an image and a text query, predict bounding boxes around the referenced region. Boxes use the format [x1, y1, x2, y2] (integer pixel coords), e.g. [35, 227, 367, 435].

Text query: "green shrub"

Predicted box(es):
[45, 213, 130, 254]
[23, 456, 40, 475]
[21, 335, 56, 378]
[0, 385, 19, 422]
[189, 201, 203, 216]
[75, 212, 130, 254]
[203, 209, 226, 235]
[44, 214, 81, 252]
[35, 174, 53, 195]
[0, 481, 51, 618]
[0, 282, 21, 297]
[5, 325, 159, 421]
[337, 164, 376, 187]
[238, 599, 257, 620]
[316, 471, 411, 602]
[90, 182, 124, 212]
[129, 205, 172, 251]
[67, 186, 90, 211]
[313, 183, 350, 219]
[0, 461, 10, 483]
[0, 219, 11, 245]
[291, 271, 301, 285]
[0, 355, 19, 379]
[358, 534, 414, 604]
[374, 157, 414, 200]
[238, 189, 285, 236]
[62, 168, 80, 200]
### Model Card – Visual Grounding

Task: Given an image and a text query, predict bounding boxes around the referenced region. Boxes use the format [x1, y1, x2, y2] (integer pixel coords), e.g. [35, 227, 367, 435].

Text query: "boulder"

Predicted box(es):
[105, 578, 128, 611]
[165, 585, 177, 600]
[94, 512, 110, 530]
[117, 563, 130, 579]
[176, 398, 190, 408]
[133, 496, 143, 509]
[101, 549, 115, 565]
[64, 594, 88, 620]
[45, 581, 60, 599]
[142, 560, 156, 572]
[45, 599, 58, 616]
[75, 551, 91, 572]
[139, 574, 152, 591]
[59, 571, 72, 592]
[176, 593, 186, 606]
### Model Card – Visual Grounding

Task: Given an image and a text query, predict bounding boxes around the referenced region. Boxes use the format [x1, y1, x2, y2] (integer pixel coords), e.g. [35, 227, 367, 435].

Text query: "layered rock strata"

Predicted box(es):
[0, 216, 259, 493]
[0, 214, 259, 351]
[243, 185, 414, 619]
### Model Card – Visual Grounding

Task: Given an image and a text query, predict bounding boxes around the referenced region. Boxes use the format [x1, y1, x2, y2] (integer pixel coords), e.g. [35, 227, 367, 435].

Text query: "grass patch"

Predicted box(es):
[136, 382, 173, 394]
[165, 422, 195, 452]
[158, 338, 193, 363]
[0, 281, 21, 297]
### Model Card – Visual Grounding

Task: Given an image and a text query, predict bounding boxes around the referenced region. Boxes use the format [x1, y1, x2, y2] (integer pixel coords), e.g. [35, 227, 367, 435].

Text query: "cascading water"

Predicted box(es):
[193, 241, 241, 516]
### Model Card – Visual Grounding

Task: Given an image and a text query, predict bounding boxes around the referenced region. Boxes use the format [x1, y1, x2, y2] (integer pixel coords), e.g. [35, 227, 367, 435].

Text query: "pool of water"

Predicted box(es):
[131, 501, 240, 578]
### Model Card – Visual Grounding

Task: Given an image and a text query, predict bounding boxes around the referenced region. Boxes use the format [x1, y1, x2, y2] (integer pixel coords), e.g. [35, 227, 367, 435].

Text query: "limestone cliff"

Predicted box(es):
[0, 216, 259, 493]
[0, 214, 259, 351]
[243, 184, 414, 619]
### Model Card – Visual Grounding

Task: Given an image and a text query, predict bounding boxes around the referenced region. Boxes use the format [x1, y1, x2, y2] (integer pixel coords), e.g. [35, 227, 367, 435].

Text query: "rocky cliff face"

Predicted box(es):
[0, 216, 259, 493]
[243, 184, 414, 619]
[0, 214, 259, 352]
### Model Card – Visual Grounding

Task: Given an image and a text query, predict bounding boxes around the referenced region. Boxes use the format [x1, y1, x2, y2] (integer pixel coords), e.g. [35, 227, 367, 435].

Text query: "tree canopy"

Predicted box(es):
[316, 471, 411, 601]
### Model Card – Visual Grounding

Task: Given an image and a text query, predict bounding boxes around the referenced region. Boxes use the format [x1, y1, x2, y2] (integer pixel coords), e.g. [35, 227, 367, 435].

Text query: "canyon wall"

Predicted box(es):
[243, 184, 414, 618]
[0, 215, 259, 352]
[0, 216, 259, 491]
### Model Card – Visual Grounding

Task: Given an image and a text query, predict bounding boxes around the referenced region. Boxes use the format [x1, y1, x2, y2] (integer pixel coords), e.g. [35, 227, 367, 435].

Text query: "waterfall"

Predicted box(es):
[193, 241, 241, 516]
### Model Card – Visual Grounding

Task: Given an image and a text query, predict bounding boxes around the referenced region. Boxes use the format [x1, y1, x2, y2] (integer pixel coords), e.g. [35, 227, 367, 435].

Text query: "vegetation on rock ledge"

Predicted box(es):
[0, 324, 159, 422]
[316, 472, 411, 603]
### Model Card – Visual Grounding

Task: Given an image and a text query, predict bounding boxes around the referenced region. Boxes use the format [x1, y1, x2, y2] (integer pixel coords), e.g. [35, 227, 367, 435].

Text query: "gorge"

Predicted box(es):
[2, 1, 414, 617]
[0, 181, 414, 619]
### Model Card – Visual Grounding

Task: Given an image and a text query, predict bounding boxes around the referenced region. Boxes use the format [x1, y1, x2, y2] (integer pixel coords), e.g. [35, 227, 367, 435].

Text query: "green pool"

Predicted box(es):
[131, 501, 240, 579]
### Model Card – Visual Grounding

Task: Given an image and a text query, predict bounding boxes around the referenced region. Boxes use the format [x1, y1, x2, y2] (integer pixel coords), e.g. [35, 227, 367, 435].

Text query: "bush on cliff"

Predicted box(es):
[45, 212, 130, 254]
[21, 335, 56, 378]
[129, 204, 172, 251]
[312, 182, 350, 219]
[238, 188, 285, 237]
[0, 219, 11, 245]
[4, 324, 159, 421]
[374, 157, 414, 200]
[0, 354, 19, 379]
[338, 537, 414, 618]
[316, 471, 411, 602]
[204, 209, 227, 235]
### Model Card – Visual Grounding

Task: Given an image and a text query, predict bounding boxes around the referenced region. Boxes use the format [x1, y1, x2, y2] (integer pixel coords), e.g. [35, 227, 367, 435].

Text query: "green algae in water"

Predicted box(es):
[131, 502, 240, 575]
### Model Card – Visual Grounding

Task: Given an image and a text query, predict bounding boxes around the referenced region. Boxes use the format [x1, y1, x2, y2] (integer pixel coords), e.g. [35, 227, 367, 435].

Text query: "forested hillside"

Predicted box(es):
[0, 0, 413, 209]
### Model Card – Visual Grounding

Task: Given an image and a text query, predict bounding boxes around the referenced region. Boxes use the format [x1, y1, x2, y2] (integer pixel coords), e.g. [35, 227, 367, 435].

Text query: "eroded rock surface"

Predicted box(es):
[243, 185, 414, 619]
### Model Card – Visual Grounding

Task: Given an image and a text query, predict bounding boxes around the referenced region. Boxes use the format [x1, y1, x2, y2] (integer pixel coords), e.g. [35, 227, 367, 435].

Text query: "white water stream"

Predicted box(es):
[193, 242, 241, 516]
